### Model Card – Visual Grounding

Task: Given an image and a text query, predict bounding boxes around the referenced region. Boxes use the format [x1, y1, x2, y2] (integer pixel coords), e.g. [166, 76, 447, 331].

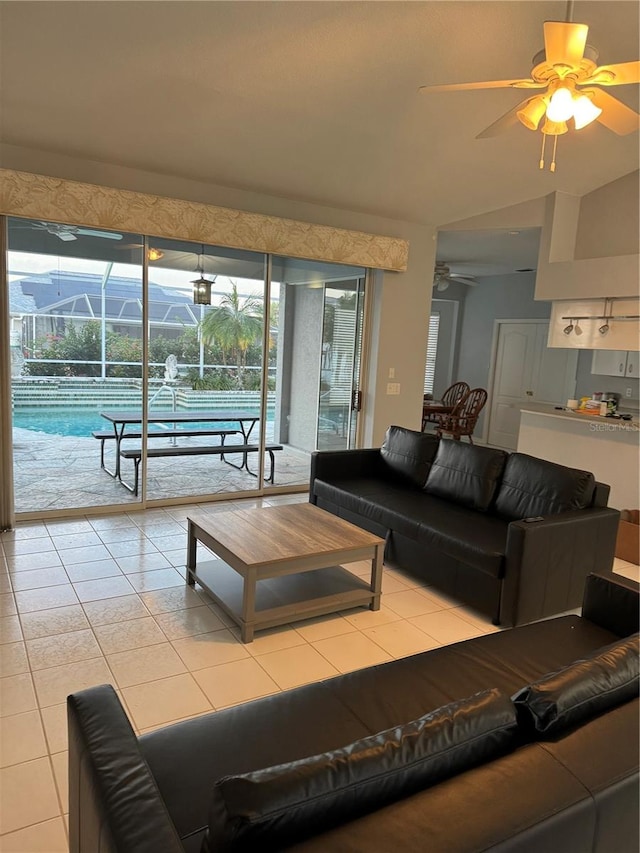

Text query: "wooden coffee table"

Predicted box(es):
[186, 503, 384, 642]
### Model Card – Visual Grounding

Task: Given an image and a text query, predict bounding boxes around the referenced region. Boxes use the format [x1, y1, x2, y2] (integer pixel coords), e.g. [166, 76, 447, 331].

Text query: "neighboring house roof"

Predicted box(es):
[9, 279, 37, 314]
[12, 271, 198, 326]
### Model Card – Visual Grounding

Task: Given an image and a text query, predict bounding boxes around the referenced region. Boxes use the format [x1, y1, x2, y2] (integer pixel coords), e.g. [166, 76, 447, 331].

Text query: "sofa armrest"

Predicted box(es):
[582, 572, 639, 637]
[309, 448, 382, 499]
[500, 507, 620, 627]
[68, 684, 184, 853]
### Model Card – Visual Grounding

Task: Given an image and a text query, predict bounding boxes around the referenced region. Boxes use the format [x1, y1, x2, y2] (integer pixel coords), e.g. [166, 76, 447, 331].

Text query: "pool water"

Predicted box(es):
[13, 409, 268, 438]
[13, 410, 107, 437]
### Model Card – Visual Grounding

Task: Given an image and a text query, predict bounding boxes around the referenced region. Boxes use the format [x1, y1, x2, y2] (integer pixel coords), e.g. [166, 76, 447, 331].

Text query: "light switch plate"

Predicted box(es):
[386, 382, 401, 395]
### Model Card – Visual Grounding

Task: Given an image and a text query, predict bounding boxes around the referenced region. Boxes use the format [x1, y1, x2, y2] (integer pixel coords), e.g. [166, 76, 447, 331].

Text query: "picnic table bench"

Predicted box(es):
[119, 443, 284, 495]
[92, 428, 239, 473]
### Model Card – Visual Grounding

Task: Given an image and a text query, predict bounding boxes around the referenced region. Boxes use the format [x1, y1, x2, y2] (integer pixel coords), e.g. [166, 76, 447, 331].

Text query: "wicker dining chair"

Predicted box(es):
[435, 387, 488, 443]
[422, 381, 470, 430]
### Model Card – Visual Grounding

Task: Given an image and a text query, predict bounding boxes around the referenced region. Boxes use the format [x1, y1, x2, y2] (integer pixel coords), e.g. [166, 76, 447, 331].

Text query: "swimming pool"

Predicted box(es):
[13, 408, 271, 437]
[13, 410, 107, 437]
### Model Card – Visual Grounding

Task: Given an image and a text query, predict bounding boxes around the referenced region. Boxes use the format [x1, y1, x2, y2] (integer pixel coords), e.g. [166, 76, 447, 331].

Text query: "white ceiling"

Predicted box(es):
[0, 1, 638, 229]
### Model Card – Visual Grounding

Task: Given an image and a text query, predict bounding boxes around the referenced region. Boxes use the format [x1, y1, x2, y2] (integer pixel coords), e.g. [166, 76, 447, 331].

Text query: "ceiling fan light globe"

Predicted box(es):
[517, 97, 547, 130]
[572, 94, 602, 129]
[546, 86, 574, 122]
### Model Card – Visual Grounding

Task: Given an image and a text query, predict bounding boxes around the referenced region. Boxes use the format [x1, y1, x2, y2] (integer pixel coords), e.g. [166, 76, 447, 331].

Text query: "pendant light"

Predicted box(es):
[191, 245, 213, 305]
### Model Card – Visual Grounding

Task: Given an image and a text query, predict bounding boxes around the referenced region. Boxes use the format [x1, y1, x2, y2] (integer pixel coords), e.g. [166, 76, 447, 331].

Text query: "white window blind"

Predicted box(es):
[424, 312, 440, 394]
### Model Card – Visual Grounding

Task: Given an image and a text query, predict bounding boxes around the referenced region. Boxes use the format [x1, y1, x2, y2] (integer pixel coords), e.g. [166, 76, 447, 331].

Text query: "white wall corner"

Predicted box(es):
[544, 192, 581, 263]
[535, 187, 640, 301]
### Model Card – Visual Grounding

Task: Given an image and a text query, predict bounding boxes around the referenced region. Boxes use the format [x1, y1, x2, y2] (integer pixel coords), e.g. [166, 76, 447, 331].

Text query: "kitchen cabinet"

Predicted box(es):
[591, 350, 638, 378]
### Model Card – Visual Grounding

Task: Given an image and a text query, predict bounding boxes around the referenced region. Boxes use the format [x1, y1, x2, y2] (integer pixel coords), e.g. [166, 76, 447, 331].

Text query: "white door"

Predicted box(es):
[488, 322, 578, 450]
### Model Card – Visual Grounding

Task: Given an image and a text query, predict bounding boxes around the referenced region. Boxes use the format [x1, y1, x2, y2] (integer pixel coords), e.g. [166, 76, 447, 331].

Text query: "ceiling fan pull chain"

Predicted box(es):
[539, 132, 547, 170]
[550, 134, 559, 172]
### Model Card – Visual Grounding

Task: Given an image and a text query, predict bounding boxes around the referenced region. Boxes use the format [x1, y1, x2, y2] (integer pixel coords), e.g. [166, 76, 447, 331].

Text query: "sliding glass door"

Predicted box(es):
[317, 277, 365, 452]
[139, 237, 268, 502]
[267, 258, 366, 491]
[7, 216, 144, 514]
[4, 218, 368, 515]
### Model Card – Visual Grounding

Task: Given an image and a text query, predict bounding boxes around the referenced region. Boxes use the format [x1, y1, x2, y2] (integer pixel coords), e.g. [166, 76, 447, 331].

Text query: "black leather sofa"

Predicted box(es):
[68, 573, 639, 853]
[310, 426, 620, 626]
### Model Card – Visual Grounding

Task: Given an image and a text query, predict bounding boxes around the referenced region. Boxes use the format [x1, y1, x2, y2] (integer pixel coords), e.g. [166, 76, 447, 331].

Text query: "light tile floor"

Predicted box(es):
[0, 493, 638, 851]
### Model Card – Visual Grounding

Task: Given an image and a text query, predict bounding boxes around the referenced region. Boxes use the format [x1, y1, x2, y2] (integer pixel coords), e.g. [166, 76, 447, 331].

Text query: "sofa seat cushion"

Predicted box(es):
[202, 689, 517, 853]
[416, 500, 509, 578]
[312, 478, 425, 539]
[424, 441, 508, 512]
[288, 744, 596, 853]
[495, 453, 595, 521]
[313, 478, 509, 576]
[513, 633, 640, 734]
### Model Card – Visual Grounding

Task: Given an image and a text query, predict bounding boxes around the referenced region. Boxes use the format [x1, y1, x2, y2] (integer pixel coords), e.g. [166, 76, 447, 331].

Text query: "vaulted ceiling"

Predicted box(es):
[0, 1, 638, 227]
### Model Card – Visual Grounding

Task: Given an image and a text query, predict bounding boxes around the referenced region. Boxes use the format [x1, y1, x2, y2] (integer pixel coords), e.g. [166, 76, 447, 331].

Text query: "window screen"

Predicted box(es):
[423, 312, 440, 394]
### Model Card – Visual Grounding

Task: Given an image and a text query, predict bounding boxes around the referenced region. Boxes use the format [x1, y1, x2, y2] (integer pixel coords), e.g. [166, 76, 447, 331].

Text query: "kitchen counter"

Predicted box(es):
[518, 406, 639, 511]
[519, 403, 639, 427]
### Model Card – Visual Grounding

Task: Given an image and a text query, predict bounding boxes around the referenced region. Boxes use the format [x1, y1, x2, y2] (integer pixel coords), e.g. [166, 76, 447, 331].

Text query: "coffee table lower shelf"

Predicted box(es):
[188, 559, 375, 642]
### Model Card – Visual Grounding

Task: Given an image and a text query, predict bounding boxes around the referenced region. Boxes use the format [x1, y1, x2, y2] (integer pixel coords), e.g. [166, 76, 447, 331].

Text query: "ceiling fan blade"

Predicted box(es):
[590, 89, 640, 135]
[76, 229, 123, 240]
[475, 98, 530, 138]
[449, 274, 477, 285]
[584, 60, 640, 87]
[543, 21, 588, 68]
[420, 79, 543, 94]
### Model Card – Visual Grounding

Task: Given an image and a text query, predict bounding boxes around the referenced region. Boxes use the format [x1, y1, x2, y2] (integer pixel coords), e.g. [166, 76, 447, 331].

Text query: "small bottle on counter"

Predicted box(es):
[599, 402, 608, 416]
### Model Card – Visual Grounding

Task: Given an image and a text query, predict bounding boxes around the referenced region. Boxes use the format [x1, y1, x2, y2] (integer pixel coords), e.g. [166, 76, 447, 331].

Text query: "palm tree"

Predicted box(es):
[200, 282, 263, 374]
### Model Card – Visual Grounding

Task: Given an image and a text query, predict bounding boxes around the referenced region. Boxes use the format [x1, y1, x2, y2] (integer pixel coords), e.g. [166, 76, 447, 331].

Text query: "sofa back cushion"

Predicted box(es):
[379, 426, 439, 488]
[424, 441, 508, 512]
[494, 453, 595, 521]
[201, 688, 517, 853]
[512, 633, 639, 735]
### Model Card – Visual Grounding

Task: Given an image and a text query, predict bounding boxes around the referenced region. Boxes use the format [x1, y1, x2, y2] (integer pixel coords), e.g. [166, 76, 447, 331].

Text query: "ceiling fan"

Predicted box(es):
[19, 220, 123, 242]
[419, 2, 640, 170]
[433, 262, 477, 292]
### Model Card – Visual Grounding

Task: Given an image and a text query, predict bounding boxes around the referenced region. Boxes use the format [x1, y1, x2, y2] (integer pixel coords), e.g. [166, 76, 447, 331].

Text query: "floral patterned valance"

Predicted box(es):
[0, 169, 409, 272]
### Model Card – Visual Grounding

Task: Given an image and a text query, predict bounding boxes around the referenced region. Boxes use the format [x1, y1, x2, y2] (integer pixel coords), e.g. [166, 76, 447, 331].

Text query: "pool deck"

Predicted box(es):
[12, 428, 314, 514]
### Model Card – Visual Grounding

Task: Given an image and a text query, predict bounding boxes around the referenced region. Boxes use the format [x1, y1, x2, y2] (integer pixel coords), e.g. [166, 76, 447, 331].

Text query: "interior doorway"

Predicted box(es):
[487, 320, 578, 450]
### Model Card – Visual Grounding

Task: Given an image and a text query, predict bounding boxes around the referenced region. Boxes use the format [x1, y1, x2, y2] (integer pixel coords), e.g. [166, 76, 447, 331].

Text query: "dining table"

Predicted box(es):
[99, 409, 261, 480]
[421, 400, 455, 430]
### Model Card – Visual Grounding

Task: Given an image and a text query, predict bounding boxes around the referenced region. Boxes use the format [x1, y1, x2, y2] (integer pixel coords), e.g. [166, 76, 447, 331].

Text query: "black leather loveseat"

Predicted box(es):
[310, 426, 620, 626]
[68, 573, 639, 853]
